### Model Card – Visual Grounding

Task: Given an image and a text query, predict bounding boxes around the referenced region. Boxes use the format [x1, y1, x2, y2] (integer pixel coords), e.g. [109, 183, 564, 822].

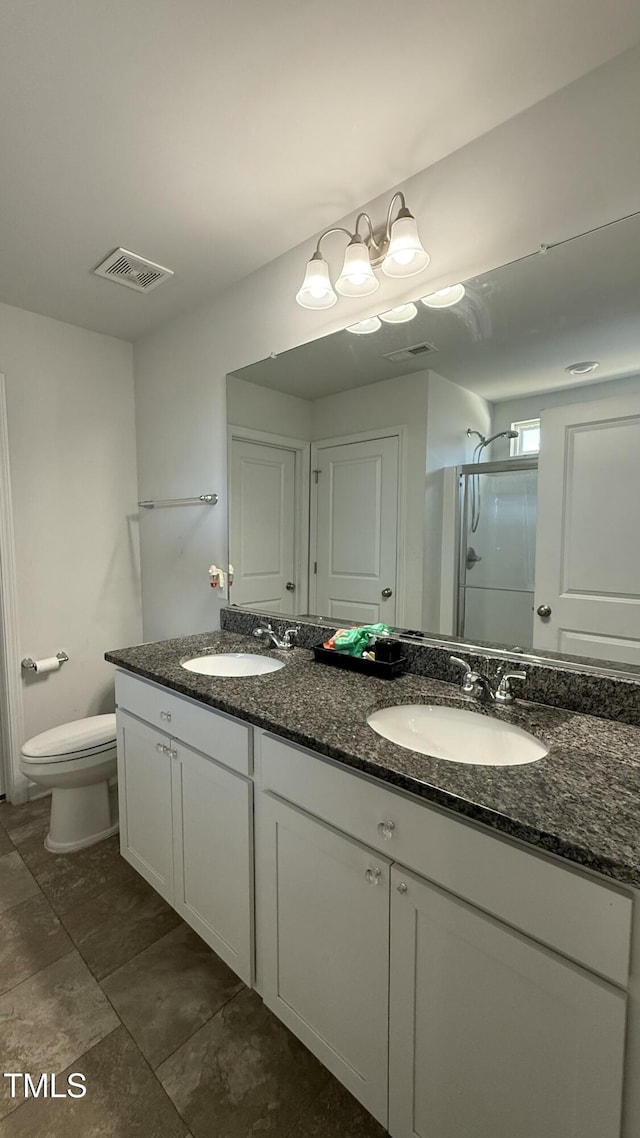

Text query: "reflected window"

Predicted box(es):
[510, 418, 540, 456]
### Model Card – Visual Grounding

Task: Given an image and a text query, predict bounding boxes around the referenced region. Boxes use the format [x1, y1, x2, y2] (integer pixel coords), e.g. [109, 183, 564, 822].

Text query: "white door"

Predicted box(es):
[389, 866, 626, 1138]
[172, 741, 253, 984]
[534, 393, 640, 664]
[313, 435, 399, 624]
[116, 710, 174, 904]
[258, 793, 390, 1126]
[229, 438, 297, 612]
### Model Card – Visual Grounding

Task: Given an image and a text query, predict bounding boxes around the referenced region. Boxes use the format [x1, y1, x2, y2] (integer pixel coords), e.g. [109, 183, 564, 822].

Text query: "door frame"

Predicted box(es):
[0, 373, 27, 803]
[227, 426, 311, 615]
[309, 426, 407, 626]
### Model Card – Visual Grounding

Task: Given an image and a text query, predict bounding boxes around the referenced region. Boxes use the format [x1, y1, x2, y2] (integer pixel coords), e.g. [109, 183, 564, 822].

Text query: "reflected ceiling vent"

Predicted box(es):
[383, 340, 438, 363]
[93, 247, 174, 293]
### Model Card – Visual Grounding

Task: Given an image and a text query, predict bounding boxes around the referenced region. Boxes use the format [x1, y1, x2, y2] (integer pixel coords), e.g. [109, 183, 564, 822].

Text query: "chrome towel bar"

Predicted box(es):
[138, 493, 219, 509]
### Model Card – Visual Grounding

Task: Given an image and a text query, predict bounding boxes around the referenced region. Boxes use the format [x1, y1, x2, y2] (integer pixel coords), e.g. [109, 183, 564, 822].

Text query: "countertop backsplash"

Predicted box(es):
[220, 606, 640, 727]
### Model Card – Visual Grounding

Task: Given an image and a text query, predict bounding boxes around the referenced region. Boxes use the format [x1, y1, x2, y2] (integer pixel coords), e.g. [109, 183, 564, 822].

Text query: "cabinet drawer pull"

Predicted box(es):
[397, 881, 408, 894]
[378, 819, 395, 840]
[168, 747, 178, 759]
[156, 742, 168, 754]
[160, 711, 172, 722]
[365, 866, 383, 885]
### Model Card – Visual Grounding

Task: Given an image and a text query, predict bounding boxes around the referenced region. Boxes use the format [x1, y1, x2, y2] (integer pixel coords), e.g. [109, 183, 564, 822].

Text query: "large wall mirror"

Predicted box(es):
[226, 213, 640, 670]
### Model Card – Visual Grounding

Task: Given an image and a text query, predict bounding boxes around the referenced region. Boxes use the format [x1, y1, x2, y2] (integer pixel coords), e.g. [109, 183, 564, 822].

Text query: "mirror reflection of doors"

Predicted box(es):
[312, 434, 399, 625]
[227, 213, 640, 670]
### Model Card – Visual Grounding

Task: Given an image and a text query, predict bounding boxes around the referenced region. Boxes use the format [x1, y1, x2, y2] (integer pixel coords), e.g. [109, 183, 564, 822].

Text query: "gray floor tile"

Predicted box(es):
[101, 922, 244, 1069]
[0, 1025, 189, 1138]
[0, 829, 13, 856]
[33, 834, 137, 915]
[61, 870, 181, 979]
[0, 796, 51, 834]
[0, 950, 119, 1119]
[0, 851, 39, 915]
[157, 987, 330, 1138]
[6, 813, 51, 872]
[288, 1077, 388, 1137]
[0, 893, 72, 995]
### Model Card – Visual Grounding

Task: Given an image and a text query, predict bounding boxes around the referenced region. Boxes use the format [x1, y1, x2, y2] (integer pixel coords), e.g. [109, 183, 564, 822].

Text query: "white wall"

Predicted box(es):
[490, 373, 640, 457]
[0, 302, 142, 758]
[423, 372, 491, 631]
[133, 49, 640, 641]
[227, 375, 312, 440]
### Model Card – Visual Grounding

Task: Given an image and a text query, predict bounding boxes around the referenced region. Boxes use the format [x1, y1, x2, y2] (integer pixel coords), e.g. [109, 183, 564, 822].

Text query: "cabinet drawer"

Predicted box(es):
[115, 670, 250, 776]
[258, 731, 632, 986]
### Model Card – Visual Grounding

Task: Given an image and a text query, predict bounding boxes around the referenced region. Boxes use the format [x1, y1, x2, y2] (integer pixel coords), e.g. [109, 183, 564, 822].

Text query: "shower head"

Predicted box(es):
[481, 429, 519, 448]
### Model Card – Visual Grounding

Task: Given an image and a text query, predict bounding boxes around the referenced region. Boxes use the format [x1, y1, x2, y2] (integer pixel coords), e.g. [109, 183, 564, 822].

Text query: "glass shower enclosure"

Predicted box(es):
[457, 457, 538, 648]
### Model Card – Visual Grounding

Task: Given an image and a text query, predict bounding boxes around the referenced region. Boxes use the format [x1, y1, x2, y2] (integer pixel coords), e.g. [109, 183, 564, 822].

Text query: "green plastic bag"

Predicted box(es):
[332, 624, 392, 657]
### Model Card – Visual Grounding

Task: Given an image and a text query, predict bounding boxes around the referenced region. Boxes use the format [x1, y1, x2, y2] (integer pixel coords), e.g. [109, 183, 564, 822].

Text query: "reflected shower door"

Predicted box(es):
[459, 466, 538, 647]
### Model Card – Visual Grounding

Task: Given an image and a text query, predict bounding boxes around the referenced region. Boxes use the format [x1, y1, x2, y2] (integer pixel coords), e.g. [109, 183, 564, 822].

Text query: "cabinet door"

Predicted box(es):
[389, 866, 626, 1138]
[258, 793, 390, 1126]
[172, 742, 253, 984]
[116, 710, 174, 903]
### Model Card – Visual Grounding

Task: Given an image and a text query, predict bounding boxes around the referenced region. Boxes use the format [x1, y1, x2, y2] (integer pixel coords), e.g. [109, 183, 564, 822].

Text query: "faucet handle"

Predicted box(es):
[449, 656, 480, 695]
[282, 627, 299, 648]
[253, 624, 272, 639]
[494, 670, 527, 704]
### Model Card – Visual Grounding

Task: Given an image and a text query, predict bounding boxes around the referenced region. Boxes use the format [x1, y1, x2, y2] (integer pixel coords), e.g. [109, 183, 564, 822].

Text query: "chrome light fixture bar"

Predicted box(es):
[296, 192, 430, 310]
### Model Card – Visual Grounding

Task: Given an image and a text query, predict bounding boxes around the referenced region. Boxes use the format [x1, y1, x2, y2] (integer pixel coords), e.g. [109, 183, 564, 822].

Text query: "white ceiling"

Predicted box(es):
[1, 0, 639, 342]
[231, 214, 640, 403]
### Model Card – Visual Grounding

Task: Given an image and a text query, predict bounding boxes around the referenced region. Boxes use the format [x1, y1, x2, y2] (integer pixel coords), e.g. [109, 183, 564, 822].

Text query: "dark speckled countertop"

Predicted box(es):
[106, 630, 640, 890]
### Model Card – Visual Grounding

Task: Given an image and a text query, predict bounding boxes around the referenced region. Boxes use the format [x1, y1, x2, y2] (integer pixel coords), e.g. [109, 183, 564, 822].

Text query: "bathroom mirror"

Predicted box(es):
[226, 213, 640, 670]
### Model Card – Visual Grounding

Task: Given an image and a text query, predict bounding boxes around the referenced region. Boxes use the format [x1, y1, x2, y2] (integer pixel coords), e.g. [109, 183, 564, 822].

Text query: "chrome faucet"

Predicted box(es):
[449, 656, 526, 705]
[253, 623, 299, 650]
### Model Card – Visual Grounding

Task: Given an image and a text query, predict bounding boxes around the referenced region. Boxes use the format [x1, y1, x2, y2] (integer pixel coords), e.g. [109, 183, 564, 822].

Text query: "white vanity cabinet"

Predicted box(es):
[389, 865, 626, 1138]
[258, 793, 391, 1125]
[115, 670, 253, 984]
[256, 730, 631, 1138]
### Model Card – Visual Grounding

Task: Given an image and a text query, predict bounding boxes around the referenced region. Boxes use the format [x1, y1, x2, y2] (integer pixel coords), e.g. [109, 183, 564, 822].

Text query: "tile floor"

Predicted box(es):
[0, 796, 387, 1137]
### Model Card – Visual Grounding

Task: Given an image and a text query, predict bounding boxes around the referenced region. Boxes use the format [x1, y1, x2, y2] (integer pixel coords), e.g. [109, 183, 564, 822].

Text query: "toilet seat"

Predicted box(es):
[21, 714, 117, 764]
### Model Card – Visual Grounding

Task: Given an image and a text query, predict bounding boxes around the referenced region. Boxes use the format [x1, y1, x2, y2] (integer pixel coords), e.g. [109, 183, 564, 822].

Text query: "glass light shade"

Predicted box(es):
[295, 254, 337, 309]
[379, 302, 418, 324]
[421, 283, 466, 308]
[382, 214, 430, 278]
[345, 317, 382, 335]
[335, 240, 379, 297]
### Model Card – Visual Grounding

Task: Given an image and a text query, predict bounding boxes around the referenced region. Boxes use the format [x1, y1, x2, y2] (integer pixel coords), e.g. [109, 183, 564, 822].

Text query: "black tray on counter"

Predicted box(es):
[312, 644, 407, 679]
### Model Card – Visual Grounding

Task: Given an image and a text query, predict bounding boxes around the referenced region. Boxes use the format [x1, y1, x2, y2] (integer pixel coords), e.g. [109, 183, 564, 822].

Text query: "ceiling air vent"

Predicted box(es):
[93, 247, 174, 293]
[383, 340, 438, 363]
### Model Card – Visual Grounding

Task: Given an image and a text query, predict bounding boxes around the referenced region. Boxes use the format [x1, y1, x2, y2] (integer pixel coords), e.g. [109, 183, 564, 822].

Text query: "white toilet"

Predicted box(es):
[19, 714, 118, 853]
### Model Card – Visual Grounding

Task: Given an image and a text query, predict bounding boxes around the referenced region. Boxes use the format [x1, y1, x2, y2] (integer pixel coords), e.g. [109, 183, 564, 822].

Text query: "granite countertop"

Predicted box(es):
[106, 630, 640, 890]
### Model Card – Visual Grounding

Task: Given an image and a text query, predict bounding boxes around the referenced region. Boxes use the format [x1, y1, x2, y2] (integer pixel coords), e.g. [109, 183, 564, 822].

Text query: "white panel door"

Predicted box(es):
[534, 393, 640, 663]
[258, 793, 390, 1126]
[314, 435, 399, 624]
[230, 439, 296, 612]
[172, 741, 253, 984]
[389, 867, 626, 1138]
[116, 710, 174, 903]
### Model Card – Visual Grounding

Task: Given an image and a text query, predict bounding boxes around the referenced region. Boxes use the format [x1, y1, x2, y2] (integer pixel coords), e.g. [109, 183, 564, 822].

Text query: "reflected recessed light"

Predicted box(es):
[346, 317, 382, 335]
[565, 361, 599, 375]
[420, 284, 466, 308]
[379, 303, 418, 324]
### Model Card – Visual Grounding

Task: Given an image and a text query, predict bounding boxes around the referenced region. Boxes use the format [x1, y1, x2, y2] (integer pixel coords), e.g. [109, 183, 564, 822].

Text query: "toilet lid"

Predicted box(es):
[21, 713, 117, 760]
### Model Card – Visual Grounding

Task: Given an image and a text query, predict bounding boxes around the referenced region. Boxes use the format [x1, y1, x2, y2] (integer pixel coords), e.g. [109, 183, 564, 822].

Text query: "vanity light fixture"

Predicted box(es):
[421, 283, 466, 308]
[296, 192, 429, 309]
[565, 361, 599, 375]
[346, 317, 382, 335]
[379, 302, 418, 324]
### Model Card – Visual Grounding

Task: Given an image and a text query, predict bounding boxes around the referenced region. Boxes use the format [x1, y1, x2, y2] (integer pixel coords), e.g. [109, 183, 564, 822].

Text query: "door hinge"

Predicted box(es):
[313, 469, 321, 483]
[313, 561, 317, 574]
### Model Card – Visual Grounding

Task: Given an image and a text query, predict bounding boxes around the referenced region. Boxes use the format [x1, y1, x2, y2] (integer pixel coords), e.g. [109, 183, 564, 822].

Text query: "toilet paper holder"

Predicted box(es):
[21, 651, 69, 671]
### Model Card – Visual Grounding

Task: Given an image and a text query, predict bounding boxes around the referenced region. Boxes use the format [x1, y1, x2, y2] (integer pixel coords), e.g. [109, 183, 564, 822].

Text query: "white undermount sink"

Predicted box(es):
[181, 653, 285, 677]
[367, 704, 548, 766]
